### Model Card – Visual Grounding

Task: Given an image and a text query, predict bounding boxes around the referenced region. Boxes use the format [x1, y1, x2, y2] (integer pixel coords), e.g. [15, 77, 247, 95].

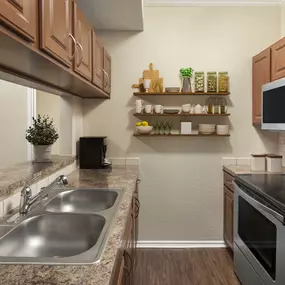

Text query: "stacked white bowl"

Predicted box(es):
[199, 124, 216, 134]
[216, 125, 229, 135]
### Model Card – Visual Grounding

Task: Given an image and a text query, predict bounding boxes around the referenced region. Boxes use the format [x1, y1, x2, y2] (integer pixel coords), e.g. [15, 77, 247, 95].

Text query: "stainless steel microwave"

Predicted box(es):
[262, 78, 285, 130]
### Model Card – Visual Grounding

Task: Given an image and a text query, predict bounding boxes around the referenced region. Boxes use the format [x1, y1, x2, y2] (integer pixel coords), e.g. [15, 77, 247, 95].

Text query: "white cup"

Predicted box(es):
[145, 105, 153, 114]
[143, 79, 151, 91]
[194, 104, 203, 114]
[182, 104, 191, 113]
[217, 125, 229, 135]
[136, 100, 144, 114]
[154, 105, 163, 114]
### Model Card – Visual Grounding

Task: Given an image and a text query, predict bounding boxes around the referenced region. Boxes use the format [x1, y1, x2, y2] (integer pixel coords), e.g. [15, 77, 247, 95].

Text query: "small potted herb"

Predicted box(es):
[180, 67, 193, 92]
[26, 115, 59, 163]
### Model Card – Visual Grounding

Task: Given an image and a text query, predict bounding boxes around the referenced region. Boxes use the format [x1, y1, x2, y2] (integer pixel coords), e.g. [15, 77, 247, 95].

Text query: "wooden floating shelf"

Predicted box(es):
[133, 113, 230, 117]
[134, 134, 230, 137]
[133, 92, 230, 96]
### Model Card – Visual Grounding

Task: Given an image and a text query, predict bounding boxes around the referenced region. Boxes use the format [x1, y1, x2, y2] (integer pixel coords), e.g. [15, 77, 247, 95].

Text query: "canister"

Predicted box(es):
[251, 154, 266, 171]
[266, 154, 282, 173]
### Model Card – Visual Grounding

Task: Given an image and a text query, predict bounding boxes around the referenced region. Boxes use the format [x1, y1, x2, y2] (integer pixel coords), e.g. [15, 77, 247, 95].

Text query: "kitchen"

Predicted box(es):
[0, 0, 285, 284]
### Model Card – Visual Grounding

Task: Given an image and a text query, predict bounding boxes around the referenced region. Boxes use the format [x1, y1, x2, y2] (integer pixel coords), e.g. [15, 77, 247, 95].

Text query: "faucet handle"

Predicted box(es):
[21, 187, 32, 197]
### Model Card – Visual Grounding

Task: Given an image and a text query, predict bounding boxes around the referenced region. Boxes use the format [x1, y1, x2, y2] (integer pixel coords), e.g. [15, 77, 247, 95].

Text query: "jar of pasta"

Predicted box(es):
[195, 72, 205, 92]
[207, 72, 217, 92]
[218, 72, 229, 92]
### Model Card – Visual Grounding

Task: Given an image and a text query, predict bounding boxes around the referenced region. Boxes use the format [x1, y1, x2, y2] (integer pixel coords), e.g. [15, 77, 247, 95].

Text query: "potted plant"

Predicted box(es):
[26, 115, 59, 163]
[180, 67, 193, 92]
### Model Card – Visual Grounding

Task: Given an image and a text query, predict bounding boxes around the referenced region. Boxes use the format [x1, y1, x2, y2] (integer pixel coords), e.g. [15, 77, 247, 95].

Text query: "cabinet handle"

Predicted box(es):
[123, 250, 133, 275]
[123, 265, 131, 285]
[137, 178, 141, 184]
[135, 197, 140, 218]
[76, 41, 84, 67]
[102, 69, 109, 88]
[68, 33, 76, 61]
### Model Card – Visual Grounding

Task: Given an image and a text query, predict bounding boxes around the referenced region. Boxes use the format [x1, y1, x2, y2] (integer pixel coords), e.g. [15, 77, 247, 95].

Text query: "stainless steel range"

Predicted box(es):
[234, 174, 285, 285]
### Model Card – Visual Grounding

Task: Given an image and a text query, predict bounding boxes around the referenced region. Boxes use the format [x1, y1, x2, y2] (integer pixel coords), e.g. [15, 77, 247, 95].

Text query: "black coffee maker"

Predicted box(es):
[79, 137, 111, 169]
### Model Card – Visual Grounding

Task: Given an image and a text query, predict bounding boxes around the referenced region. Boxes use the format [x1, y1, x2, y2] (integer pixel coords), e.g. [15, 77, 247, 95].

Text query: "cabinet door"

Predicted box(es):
[73, 2, 92, 81]
[92, 31, 103, 88]
[252, 49, 271, 125]
[103, 48, 111, 94]
[116, 258, 125, 285]
[40, 0, 72, 67]
[271, 37, 285, 81]
[0, 0, 37, 42]
[223, 186, 234, 250]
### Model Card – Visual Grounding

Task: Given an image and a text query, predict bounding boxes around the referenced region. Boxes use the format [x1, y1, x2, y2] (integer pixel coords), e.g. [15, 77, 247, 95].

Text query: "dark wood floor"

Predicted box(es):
[134, 248, 241, 285]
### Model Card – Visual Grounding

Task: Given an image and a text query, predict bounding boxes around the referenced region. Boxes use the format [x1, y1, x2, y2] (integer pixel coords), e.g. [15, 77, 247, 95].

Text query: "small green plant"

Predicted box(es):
[179, 67, 193, 78]
[26, 115, 59, 145]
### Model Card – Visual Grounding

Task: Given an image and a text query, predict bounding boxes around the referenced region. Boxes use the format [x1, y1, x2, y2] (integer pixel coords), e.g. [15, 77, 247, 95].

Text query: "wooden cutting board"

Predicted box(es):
[143, 63, 159, 79]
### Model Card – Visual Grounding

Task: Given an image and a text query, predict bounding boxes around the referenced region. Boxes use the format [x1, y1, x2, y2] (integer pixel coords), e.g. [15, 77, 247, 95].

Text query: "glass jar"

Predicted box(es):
[207, 72, 217, 92]
[218, 72, 229, 92]
[206, 97, 213, 114]
[220, 97, 228, 114]
[195, 72, 205, 92]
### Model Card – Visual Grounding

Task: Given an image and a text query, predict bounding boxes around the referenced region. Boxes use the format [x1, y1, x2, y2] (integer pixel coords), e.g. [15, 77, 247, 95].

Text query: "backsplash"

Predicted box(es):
[279, 133, 285, 166]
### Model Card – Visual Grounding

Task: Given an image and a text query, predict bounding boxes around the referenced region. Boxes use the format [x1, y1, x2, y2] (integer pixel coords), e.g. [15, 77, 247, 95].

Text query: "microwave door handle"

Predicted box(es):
[234, 182, 284, 224]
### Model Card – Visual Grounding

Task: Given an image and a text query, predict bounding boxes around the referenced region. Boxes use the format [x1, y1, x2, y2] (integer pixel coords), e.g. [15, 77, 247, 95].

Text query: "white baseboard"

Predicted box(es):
[137, 241, 226, 248]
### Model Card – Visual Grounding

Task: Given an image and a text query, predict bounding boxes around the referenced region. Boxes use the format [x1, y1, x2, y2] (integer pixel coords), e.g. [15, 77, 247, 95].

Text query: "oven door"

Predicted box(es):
[234, 182, 285, 285]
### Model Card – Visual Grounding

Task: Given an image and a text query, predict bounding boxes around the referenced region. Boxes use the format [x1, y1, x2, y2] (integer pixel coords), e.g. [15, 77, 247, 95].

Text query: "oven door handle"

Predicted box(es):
[234, 182, 284, 224]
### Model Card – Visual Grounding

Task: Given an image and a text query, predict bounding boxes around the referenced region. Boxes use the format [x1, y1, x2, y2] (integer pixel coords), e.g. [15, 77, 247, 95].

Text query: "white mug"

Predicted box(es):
[136, 100, 144, 114]
[182, 104, 191, 113]
[154, 105, 163, 114]
[145, 105, 153, 114]
[194, 104, 203, 114]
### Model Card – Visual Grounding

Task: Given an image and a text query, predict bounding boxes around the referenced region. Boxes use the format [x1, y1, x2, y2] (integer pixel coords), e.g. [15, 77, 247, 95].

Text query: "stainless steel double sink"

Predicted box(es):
[0, 187, 122, 264]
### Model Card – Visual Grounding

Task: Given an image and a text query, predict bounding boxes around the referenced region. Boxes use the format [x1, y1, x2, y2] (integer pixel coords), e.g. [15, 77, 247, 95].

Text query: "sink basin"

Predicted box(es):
[0, 214, 105, 258]
[45, 189, 118, 213]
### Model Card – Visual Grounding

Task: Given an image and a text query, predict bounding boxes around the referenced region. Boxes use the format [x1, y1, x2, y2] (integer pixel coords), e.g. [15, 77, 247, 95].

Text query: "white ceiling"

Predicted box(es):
[75, 0, 144, 31]
[145, 0, 284, 6]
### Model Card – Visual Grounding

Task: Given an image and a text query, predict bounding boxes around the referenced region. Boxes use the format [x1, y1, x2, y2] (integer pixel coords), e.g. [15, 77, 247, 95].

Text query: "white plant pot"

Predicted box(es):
[33, 145, 52, 163]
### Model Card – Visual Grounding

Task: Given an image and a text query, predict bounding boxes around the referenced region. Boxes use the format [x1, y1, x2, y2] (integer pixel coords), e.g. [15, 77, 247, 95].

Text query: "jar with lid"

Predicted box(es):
[207, 72, 217, 92]
[195, 72, 205, 92]
[218, 72, 229, 92]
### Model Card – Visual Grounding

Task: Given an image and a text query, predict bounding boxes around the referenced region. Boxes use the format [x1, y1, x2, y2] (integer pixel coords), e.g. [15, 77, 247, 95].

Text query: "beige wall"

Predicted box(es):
[84, 7, 281, 241]
[37, 91, 83, 157]
[281, 3, 285, 37]
[36, 91, 61, 155]
[0, 80, 29, 168]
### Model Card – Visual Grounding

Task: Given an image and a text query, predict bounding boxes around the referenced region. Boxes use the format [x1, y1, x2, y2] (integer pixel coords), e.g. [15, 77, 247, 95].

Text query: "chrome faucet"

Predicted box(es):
[19, 175, 68, 215]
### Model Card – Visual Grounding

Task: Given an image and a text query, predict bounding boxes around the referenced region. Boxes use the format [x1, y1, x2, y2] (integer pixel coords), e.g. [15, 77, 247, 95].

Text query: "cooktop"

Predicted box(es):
[236, 174, 285, 214]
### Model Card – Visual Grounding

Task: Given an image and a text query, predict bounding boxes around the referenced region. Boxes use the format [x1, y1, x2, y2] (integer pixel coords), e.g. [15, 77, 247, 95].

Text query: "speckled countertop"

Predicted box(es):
[223, 165, 285, 176]
[0, 165, 139, 285]
[0, 156, 75, 201]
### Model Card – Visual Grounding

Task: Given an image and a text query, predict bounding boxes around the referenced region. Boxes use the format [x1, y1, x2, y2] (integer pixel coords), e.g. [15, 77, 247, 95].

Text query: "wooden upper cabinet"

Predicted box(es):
[271, 37, 285, 81]
[73, 2, 92, 81]
[252, 49, 271, 125]
[103, 48, 111, 94]
[0, 0, 37, 42]
[92, 31, 103, 88]
[40, 0, 72, 67]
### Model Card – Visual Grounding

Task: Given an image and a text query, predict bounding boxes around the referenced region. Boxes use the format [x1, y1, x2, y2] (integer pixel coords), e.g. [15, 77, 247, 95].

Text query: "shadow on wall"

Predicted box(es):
[127, 136, 233, 154]
[254, 127, 280, 153]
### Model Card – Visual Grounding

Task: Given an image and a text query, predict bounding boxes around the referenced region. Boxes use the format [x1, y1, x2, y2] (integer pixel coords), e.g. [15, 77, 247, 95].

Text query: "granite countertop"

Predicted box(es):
[223, 165, 285, 176]
[0, 156, 75, 201]
[0, 165, 139, 285]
